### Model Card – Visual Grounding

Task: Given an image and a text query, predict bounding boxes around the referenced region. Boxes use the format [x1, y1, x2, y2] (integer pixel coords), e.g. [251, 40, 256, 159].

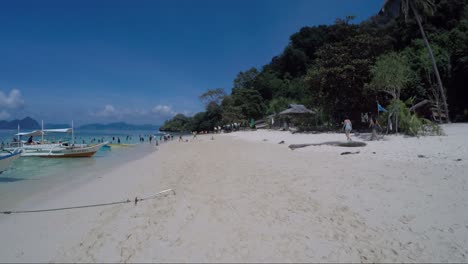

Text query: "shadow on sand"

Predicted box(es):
[0, 177, 25, 183]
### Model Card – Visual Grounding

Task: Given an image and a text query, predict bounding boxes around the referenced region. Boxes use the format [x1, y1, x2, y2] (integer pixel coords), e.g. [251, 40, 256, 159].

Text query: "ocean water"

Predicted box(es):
[0, 129, 167, 210]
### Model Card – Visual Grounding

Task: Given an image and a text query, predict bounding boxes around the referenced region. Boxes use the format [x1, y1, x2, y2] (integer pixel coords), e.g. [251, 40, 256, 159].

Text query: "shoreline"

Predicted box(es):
[0, 142, 159, 214]
[0, 124, 467, 262]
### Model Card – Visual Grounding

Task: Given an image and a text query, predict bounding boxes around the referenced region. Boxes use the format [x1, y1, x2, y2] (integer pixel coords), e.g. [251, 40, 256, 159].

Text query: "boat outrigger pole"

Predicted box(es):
[41, 120, 44, 144]
[17, 124, 20, 146]
[72, 120, 75, 145]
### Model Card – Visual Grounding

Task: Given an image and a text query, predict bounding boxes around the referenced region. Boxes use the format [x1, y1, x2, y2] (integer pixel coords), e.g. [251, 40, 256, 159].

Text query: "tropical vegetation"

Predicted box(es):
[160, 0, 468, 135]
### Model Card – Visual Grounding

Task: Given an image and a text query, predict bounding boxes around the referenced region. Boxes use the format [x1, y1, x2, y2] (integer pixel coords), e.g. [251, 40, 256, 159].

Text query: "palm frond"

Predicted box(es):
[391, 0, 436, 21]
[419, 0, 436, 16]
[381, 0, 393, 12]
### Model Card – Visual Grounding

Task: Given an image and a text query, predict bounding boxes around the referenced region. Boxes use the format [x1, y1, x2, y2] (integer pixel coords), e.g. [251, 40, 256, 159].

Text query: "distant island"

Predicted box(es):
[0, 117, 159, 131]
[0, 117, 40, 129]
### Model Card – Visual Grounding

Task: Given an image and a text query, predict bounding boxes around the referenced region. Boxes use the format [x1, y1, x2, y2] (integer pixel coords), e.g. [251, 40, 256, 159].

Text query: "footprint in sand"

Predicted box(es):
[399, 215, 416, 224]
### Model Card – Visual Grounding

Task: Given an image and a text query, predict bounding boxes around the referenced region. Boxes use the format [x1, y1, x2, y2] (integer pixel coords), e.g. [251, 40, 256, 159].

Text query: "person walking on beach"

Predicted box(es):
[343, 116, 352, 141]
[369, 115, 382, 141]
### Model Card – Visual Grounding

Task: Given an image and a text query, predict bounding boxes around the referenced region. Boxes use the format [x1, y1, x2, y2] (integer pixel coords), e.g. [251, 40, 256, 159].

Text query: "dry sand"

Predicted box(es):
[0, 124, 467, 263]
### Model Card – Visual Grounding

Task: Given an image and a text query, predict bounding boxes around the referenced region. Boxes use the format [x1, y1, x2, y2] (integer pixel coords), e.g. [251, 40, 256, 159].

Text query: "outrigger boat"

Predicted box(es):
[5, 121, 108, 158]
[0, 148, 22, 173]
[22, 142, 107, 158]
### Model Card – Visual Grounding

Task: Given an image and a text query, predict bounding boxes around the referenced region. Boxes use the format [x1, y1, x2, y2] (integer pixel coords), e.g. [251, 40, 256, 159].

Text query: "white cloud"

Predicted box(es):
[152, 105, 176, 116]
[0, 89, 25, 109]
[91, 104, 180, 120]
[0, 110, 10, 120]
[182, 110, 194, 117]
[92, 104, 119, 117]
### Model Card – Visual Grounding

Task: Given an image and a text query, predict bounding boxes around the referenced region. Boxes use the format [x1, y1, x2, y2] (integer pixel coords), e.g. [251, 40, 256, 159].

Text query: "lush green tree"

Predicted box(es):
[368, 52, 415, 101]
[383, 0, 450, 121]
[274, 46, 308, 78]
[189, 112, 208, 132]
[160, 114, 192, 132]
[252, 70, 286, 100]
[233, 67, 259, 90]
[232, 88, 266, 120]
[304, 29, 392, 121]
[205, 102, 223, 127]
[290, 25, 329, 60]
[221, 89, 266, 122]
[220, 95, 244, 124]
[199, 88, 226, 105]
[266, 97, 294, 115]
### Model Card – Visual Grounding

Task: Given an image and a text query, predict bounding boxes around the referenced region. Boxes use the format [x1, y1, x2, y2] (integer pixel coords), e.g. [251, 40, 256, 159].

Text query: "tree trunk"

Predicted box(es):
[395, 112, 398, 134]
[411, 3, 450, 123]
[409, 99, 429, 112]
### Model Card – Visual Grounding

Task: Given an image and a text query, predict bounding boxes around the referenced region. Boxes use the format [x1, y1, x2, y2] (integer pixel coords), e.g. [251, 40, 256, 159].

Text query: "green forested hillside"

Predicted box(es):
[161, 0, 468, 132]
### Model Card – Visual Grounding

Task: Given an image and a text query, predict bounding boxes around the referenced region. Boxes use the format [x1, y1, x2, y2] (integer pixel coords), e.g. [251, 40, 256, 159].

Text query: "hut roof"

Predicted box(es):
[279, 104, 314, 115]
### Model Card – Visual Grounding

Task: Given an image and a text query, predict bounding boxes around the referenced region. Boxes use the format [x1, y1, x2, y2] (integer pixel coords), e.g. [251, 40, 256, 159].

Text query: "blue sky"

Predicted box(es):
[0, 0, 382, 125]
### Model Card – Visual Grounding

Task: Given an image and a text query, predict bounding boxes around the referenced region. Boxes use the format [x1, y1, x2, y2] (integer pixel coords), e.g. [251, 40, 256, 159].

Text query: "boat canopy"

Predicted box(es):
[15, 128, 72, 137]
[43, 128, 73, 133]
[15, 130, 44, 137]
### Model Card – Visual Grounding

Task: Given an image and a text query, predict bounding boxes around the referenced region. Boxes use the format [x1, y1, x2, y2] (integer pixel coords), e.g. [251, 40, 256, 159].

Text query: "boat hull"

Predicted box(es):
[40, 151, 97, 158]
[20, 142, 108, 158]
[0, 151, 22, 172]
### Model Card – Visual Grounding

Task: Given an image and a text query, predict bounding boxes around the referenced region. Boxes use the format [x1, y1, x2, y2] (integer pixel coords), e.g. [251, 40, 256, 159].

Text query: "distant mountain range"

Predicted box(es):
[0, 117, 159, 131]
[0, 117, 40, 129]
[79, 122, 159, 130]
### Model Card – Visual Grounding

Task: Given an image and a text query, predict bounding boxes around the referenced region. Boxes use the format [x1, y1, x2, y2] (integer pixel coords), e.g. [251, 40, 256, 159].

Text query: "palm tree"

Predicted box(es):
[382, 0, 450, 122]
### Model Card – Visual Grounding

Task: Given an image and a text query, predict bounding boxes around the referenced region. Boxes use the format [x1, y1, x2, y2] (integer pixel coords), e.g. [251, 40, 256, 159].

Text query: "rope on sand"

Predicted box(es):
[0, 189, 175, 215]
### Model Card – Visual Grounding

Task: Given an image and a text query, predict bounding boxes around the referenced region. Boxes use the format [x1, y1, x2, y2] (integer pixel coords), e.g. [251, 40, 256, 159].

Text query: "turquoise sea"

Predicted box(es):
[0, 129, 167, 210]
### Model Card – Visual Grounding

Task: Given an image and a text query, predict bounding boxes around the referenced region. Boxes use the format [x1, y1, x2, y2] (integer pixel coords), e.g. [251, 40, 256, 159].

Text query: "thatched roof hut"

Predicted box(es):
[279, 104, 314, 115]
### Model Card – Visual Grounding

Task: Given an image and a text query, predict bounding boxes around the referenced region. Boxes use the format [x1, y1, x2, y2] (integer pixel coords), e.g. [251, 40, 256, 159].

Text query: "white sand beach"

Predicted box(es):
[0, 124, 467, 263]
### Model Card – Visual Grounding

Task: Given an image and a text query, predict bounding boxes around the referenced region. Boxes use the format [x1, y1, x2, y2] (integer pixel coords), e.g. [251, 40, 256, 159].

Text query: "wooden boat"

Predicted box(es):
[5, 121, 107, 158]
[0, 149, 22, 173]
[24, 142, 108, 158]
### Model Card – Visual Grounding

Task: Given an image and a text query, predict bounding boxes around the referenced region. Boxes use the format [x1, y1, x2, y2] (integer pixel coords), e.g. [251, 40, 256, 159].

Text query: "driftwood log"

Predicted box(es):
[341, 151, 360, 155]
[288, 141, 366, 150]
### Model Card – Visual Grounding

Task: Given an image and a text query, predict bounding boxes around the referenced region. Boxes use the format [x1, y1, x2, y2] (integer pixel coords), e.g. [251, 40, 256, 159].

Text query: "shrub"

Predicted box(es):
[380, 98, 442, 136]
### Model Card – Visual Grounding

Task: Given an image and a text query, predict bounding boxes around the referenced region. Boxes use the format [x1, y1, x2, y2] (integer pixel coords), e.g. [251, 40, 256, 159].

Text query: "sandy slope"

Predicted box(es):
[0, 124, 467, 262]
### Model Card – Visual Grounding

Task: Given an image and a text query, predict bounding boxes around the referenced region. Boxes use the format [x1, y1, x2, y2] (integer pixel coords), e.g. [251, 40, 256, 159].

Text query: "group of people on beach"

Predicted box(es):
[343, 113, 382, 141]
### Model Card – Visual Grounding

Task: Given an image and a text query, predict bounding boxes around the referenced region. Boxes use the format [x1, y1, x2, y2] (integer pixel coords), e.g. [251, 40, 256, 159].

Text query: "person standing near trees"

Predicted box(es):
[369, 115, 382, 141]
[343, 116, 352, 141]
